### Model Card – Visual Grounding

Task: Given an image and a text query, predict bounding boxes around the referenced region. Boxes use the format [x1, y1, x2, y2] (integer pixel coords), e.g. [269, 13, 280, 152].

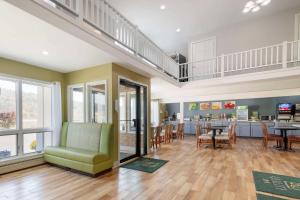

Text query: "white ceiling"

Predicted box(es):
[108, 0, 300, 55]
[0, 1, 117, 73]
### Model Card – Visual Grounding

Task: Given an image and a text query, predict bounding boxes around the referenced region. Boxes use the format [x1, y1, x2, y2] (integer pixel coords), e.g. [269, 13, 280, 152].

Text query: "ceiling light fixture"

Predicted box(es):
[176, 28, 181, 33]
[42, 51, 49, 55]
[160, 5, 166, 10]
[242, 0, 271, 14]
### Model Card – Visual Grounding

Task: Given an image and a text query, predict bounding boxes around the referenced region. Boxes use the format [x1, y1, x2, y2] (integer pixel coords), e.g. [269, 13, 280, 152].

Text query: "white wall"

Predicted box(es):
[151, 69, 300, 103]
[189, 7, 300, 58]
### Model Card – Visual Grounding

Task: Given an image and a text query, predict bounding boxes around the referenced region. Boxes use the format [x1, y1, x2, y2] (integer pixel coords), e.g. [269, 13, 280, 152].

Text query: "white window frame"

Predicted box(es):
[67, 80, 108, 123]
[85, 80, 108, 123]
[67, 83, 86, 122]
[0, 74, 54, 161]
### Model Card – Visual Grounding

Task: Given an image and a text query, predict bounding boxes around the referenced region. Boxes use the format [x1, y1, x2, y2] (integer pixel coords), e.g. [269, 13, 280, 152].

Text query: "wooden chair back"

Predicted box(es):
[260, 122, 268, 138]
[195, 123, 201, 138]
[205, 123, 212, 134]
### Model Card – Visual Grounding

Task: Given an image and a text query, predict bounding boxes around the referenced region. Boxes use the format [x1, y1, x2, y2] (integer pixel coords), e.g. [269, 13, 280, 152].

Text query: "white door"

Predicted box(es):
[190, 37, 216, 78]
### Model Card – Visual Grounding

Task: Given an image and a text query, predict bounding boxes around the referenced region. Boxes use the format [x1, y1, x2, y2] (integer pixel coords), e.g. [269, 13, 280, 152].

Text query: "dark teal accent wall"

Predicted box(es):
[166, 103, 180, 116]
[165, 96, 300, 118]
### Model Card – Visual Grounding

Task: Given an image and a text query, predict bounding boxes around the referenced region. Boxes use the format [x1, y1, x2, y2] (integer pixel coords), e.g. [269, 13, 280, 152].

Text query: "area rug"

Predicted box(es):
[253, 171, 300, 199]
[121, 157, 168, 173]
[256, 193, 287, 200]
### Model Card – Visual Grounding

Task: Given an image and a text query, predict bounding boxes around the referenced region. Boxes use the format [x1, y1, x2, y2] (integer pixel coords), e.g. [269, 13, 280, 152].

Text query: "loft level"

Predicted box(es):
[179, 40, 300, 82]
[25, 0, 179, 81]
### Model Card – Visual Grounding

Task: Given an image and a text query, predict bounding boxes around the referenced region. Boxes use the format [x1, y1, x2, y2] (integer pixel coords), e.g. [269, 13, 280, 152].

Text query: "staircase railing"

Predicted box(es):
[47, 0, 179, 80]
[179, 40, 300, 81]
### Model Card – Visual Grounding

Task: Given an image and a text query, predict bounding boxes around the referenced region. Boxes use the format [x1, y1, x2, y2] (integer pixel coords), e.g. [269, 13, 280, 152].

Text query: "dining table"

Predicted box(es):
[210, 125, 228, 149]
[273, 125, 300, 150]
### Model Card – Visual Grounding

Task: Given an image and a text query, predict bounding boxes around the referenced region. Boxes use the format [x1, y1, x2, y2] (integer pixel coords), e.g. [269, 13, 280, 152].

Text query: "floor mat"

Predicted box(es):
[121, 157, 168, 173]
[253, 171, 300, 199]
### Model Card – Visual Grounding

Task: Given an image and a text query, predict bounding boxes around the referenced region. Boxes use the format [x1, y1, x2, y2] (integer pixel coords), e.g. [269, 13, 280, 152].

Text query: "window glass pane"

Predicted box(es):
[22, 83, 43, 129]
[0, 79, 16, 130]
[88, 83, 106, 123]
[71, 87, 84, 122]
[23, 133, 43, 154]
[22, 83, 52, 129]
[0, 135, 17, 159]
[119, 95, 126, 132]
[44, 132, 52, 148]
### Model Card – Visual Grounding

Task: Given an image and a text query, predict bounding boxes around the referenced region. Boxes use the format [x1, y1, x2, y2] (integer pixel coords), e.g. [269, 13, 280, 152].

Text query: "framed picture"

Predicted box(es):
[212, 102, 222, 110]
[189, 103, 198, 111]
[200, 102, 210, 110]
[224, 101, 236, 109]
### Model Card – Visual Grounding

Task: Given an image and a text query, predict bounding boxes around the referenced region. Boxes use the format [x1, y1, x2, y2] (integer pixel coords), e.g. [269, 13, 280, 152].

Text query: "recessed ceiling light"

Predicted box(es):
[252, 6, 260, 12]
[42, 51, 49, 55]
[160, 5, 166, 10]
[261, 0, 271, 6]
[243, 0, 270, 14]
[243, 7, 251, 13]
[176, 28, 181, 33]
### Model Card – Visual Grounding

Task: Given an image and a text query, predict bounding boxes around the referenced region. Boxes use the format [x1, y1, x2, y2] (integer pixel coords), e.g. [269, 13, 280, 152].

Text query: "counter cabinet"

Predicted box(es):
[165, 121, 300, 138]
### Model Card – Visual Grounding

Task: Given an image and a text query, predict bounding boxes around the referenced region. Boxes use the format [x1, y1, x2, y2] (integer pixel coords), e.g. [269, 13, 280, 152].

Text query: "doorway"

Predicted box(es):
[119, 79, 147, 163]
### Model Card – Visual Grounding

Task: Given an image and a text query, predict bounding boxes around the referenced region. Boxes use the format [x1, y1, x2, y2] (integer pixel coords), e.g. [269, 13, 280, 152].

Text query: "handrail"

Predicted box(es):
[179, 40, 300, 81]
[31, 1, 300, 83]
[46, 0, 179, 80]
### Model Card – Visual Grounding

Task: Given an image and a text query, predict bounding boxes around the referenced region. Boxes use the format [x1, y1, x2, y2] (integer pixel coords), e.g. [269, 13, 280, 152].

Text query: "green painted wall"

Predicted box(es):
[64, 63, 113, 122]
[0, 57, 66, 120]
[64, 63, 151, 162]
[0, 57, 151, 163]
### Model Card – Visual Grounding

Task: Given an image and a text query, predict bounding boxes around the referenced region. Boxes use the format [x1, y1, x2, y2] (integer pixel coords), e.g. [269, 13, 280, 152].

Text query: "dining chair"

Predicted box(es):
[172, 123, 179, 139]
[163, 124, 173, 144]
[196, 123, 213, 148]
[215, 124, 232, 148]
[150, 127, 156, 149]
[155, 126, 163, 148]
[178, 123, 185, 140]
[205, 123, 213, 135]
[232, 122, 237, 144]
[261, 122, 283, 149]
[288, 135, 300, 150]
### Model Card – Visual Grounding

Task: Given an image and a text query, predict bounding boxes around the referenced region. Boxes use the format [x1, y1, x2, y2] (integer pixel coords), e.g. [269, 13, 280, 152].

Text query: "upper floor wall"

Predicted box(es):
[189, 7, 300, 58]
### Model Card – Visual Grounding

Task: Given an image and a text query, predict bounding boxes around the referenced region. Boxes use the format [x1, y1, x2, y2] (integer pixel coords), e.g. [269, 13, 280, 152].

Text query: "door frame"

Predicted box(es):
[117, 76, 149, 164]
[189, 36, 217, 63]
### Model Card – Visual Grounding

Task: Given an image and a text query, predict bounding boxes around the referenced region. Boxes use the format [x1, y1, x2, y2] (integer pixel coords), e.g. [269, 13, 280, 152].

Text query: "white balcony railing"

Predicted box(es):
[179, 40, 300, 81]
[33, 1, 300, 83]
[43, 0, 179, 80]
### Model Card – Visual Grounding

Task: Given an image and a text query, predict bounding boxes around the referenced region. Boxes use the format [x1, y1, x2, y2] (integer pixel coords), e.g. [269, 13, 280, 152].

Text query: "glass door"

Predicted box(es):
[119, 79, 147, 163]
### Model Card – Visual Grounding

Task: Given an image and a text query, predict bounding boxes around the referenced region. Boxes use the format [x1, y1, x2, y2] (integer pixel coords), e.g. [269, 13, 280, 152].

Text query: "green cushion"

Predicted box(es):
[66, 123, 102, 152]
[45, 146, 109, 164]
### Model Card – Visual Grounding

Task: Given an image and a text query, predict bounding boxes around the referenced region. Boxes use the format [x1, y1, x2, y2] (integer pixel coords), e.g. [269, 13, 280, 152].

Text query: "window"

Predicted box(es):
[0, 135, 17, 159]
[69, 86, 84, 122]
[22, 82, 52, 129]
[68, 81, 107, 123]
[87, 81, 107, 123]
[0, 76, 54, 161]
[0, 79, 17, 130]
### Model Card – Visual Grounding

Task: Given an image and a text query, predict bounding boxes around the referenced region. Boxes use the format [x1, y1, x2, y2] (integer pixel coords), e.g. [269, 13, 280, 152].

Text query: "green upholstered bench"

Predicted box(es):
[44, 122, 113, 175]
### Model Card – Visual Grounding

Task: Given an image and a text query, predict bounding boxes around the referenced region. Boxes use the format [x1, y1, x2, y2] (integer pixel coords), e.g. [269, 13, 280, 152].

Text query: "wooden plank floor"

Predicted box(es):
[0, 137, 300, 200]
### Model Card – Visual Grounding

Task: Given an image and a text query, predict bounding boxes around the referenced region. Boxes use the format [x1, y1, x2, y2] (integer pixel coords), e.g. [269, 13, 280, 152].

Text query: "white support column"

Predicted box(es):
[180, 101, 184, 123]
[282, 41, 288, 69]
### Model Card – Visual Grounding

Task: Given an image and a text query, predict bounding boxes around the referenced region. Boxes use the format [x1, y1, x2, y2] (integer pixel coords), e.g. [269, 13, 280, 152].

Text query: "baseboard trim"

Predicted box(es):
[0, 157, 45, 175]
